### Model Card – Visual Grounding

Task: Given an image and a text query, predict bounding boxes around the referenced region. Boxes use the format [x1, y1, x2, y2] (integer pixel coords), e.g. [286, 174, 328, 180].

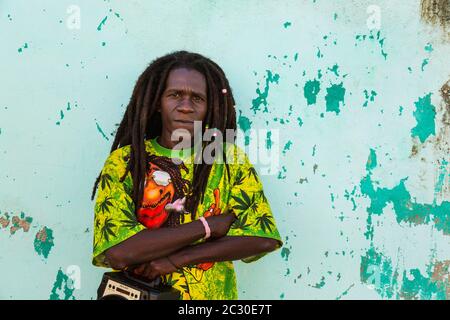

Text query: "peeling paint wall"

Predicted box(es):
[0, 0, 449, 299]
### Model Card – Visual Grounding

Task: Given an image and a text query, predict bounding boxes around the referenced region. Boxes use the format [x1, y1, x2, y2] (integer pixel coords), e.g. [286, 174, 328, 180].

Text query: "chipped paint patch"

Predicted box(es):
[95, 120, 110, 141]
[56, 110, 64, 125]
[237, 110, 252, 146]
[361, 245, 450, 299]
[336, 284, 355, 300]
[114, 12, 124, 21]
[411, 93, 436, 143]
[361, 171, 450, 235]
[34, 227, 55, 259]
[0, 212, 10, 229]
[97, 16, 108, 31]
[49, 269, 76, 300]
[1, 212, 33, 235]
[251, 70, 280, 114]
[316, 47, 323, 59]
[425, 43, 434, 52]
[303, 79, 321, 105]
[281, 236, 292, 261]
[313, 164, 318, 174]
[361, 149, 450, 237]
[360, 246, 399, 299]
[421, 58, 429, 71]
[9, 212, 33, 235]
[363, 90, 377, 107]
[344, 186, 358, 211]
[281, 247, 291, 261]
[282, 141, 292, 155]
[325, 83, 346, 114]
[434, 159, 449, 194]
[273, 116, 290, 125]
[327, 64, 339, 77]
[56, 102, 77, 125]
[277, 166, 287, 179]
[17, 43, 29, 53]
[310, 276, 326, 289]
[355, 30, 388, 60]
[366, 148, 377, 171]
[265, 130, 273, 150]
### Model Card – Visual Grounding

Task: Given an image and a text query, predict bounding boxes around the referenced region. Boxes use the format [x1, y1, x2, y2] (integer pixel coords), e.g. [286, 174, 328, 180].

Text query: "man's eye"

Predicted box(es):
[169, 92, 180, 98]
[193, 96, 203, 102]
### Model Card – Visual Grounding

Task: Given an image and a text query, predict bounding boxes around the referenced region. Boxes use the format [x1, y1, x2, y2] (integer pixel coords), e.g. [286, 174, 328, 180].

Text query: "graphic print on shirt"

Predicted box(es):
[137, 155, 191, 229]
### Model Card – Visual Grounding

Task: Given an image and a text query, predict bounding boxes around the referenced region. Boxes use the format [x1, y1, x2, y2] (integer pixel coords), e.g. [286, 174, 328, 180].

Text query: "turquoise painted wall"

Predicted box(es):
[1, 0, 449, 299]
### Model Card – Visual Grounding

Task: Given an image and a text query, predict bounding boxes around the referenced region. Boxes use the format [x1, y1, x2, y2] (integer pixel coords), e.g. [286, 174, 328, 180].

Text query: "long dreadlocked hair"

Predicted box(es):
[146, 154, 191, 228]
[91, 50, 237, 223]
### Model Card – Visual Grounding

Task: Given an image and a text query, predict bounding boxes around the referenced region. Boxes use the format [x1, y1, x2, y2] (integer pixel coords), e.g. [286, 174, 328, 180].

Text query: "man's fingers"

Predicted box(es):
[143, 262, 154, 279]
[133, 264, 145, 275]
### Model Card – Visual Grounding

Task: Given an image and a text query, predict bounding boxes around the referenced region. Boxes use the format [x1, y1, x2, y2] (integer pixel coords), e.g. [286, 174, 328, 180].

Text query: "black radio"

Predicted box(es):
[97, 271, 180, 300]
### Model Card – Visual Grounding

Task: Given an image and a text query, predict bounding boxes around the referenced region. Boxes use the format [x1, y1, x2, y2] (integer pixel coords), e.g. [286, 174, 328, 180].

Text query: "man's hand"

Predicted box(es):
[131, 257, 178, 280]
[207, 211, 237, 239]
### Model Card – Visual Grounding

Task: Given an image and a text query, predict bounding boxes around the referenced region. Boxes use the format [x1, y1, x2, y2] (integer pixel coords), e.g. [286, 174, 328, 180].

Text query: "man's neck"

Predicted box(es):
[157, 134, 193, 150]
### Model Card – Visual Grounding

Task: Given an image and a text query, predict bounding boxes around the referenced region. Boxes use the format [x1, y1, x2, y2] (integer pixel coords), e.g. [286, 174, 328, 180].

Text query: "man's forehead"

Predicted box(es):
[165, 68, 207, 92]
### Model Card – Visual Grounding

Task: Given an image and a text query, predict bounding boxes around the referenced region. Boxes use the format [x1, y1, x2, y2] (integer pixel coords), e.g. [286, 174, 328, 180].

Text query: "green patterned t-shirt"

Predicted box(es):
[92, 137, 283, 300]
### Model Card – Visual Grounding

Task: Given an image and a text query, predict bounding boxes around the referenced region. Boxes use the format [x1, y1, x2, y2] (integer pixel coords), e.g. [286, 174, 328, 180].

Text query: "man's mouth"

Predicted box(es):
[175, 120, 194, 124]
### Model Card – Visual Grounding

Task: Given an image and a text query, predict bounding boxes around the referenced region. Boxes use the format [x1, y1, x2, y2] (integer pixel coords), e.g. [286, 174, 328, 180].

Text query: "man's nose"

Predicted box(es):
[177, 98, 194, 113]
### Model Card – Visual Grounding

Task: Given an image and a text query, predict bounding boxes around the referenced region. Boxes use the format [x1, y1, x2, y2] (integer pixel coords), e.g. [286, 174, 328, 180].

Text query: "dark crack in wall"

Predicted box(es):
[436, 80, 450, 154]
[434, 80, 450, 201]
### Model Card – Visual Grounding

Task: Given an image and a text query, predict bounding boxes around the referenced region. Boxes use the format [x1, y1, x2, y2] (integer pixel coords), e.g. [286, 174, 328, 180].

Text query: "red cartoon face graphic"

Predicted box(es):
[137, 163, 175, 229]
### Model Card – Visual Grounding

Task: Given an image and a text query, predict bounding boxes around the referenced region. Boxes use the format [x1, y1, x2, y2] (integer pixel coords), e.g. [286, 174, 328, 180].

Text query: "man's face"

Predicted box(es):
[159, 67, 208, 138]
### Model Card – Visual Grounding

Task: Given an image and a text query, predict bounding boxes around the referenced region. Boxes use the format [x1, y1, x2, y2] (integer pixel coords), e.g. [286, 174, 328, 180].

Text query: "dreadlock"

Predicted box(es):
[91, 50, 237, 224]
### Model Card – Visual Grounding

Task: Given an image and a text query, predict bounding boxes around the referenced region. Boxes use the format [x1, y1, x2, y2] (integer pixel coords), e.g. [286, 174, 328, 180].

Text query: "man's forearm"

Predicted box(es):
[170, 236, 279, 267]
[106, 220, 205, 269]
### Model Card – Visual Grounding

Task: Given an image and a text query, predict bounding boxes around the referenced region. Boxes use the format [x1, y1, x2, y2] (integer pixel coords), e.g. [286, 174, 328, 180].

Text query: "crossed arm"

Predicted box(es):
[105, 213, 280, 280]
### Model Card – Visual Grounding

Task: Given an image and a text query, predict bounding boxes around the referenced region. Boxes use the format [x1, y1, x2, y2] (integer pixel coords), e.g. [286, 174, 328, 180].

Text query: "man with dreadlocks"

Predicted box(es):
[92, 51, 283, 300]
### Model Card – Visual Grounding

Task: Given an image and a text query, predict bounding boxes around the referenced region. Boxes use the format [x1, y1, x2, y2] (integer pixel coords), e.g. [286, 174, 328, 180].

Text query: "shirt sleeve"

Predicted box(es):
[226, 146, 283, 263]
[92, 148, 146, 268]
